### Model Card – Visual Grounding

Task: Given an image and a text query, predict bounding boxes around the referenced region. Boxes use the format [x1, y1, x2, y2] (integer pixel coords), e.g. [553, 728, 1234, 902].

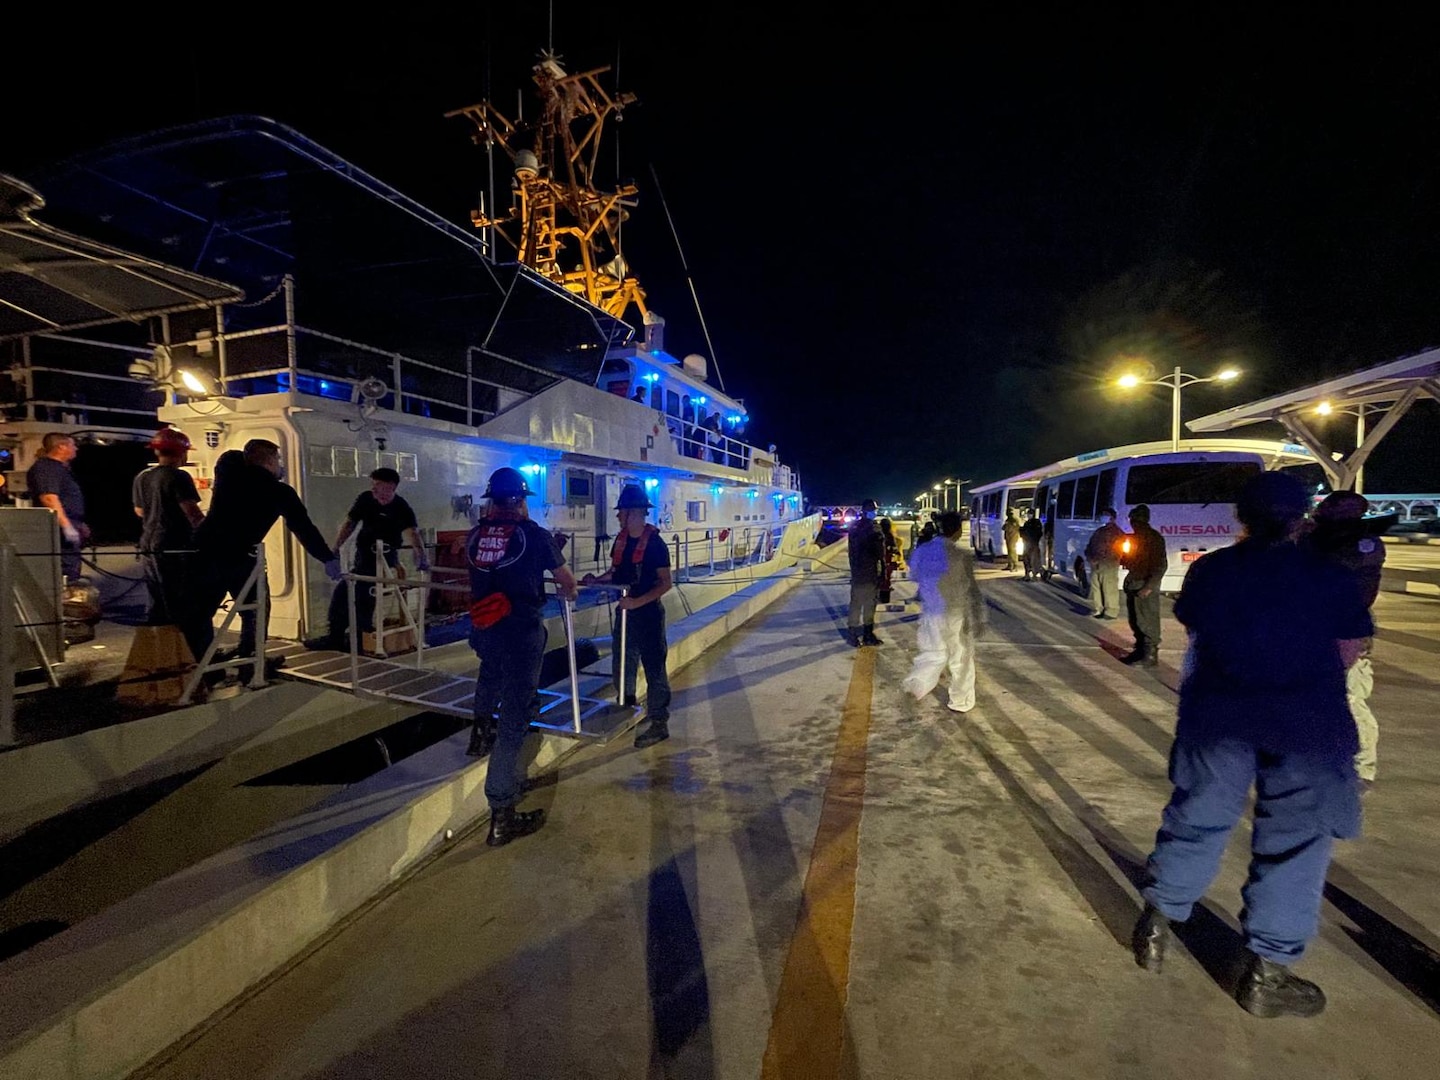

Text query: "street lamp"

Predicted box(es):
[932, 482, 943, 511]
[1117, 365, 1240, 451]
[1315, 401, 1382, 494]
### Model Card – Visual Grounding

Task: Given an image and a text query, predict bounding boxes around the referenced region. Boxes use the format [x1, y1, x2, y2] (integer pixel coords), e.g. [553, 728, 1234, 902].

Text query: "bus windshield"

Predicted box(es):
[1125, 462, 1262, 505]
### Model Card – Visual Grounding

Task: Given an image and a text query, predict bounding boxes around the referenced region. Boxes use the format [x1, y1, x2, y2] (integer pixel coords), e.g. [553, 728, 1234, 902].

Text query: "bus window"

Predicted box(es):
[1126, 462, 1262, 504]
[1035, 484, 1051, 519]
[971, 498, 980, 519]
[1056, 479, 1076, 519]
[1096, 468, 1117, 513]
[1074, 473, 1098, 520]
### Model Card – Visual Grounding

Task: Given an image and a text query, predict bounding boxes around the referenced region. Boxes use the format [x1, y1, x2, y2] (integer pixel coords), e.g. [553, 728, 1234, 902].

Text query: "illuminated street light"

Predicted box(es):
[1116, 365, 1243, 451]
[1313, 400, 1382, 494]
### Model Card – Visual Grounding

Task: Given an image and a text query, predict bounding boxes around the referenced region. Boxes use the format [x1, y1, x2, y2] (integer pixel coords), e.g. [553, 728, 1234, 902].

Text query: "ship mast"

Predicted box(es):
[446, 54, 648, 323]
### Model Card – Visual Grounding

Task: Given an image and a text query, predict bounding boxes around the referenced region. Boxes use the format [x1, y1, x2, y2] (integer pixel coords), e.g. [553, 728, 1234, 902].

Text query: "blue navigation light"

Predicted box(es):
[644, 477, 660, 489]
[695, 396, 707, 405]
[520, 463, 544, 476]
[645, 372, 660, 382]
[747, 489, 758, 499]
[711, 484, 724, 496]
[727, 414, 741, 424]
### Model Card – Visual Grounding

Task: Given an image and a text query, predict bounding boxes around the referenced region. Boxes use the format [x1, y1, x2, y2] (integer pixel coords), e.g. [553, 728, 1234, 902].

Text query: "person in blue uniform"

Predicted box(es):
[847, 499, 885, 646]
[193, 440, 341, 671]
[314, 467, 430, 650]
[26, 432, 87, 581]
[1132, 471, 1372, 1019]
[1120, 504, 1167, 666]
[464, 467, 577, 846]
[583, 484, 674, 748]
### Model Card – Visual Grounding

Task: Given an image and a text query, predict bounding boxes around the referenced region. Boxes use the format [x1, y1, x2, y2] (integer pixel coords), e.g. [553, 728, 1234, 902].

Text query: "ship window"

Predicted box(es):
[565, 469, 594, 506]
[334, 447, 358, 478]
[376, 451, 397, 474]
[666, 389, 681, 417]
[687, 500, 706, 523]
[397, 453, 419, 482]
[357, 450, 378, 475]
[308, 446, 334, 477]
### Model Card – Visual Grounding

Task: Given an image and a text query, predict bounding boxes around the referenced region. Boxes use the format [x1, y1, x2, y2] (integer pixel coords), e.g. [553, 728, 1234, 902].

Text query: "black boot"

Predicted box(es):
[1132, 905, 1171, 973]
[1137, 645, 1160, 668]
[634, 718, 670, 748]
[466, 725, 496, 758]
[1234, 953, 1326, 1018]
[847, 630, 863, 648]
[861, 625, 883, 646]
[486, 805, 546, 847]
[1120, 644, 1146, 665]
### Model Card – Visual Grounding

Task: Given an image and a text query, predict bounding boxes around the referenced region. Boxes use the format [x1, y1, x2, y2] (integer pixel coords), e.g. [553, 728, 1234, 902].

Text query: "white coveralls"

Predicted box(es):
[903, 536, 985, 711]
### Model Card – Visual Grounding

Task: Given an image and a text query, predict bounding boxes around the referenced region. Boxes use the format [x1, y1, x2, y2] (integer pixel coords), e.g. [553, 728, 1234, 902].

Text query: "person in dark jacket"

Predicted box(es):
[1120, 504, 1167, 666]
[1301, 491, 1396, 786]
[464, 466, 577, 845]
[1133, 471, 1371, 1019]
[1019, 511, 1044, 581]
[847, 499, 886, 646]
[1084, 507, 1125, 619]
[583, 484, 674, 748]
[192, 439, 341, 669]
[132, 426, 207, 659]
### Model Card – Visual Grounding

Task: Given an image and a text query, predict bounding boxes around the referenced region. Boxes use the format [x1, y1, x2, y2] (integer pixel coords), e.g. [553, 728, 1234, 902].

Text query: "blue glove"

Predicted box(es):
[416, 555, 431, 572]
[324, 557, 344, 582]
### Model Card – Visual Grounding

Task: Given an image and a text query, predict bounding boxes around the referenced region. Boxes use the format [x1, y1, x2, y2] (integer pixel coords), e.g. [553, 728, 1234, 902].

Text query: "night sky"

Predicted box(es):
[6, 8, 1438, 502]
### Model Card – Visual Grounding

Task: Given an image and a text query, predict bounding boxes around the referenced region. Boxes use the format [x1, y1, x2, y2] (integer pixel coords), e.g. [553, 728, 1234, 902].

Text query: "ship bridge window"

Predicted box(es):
[686, 500, 706, 523]
[334, 447, 359, 478]
[309, 446, 335, 477]
[397, 453, 418, 482]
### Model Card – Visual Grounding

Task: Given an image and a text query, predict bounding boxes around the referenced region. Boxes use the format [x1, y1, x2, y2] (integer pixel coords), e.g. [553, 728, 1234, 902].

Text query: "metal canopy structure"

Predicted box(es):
[0, 174, 243, 342]
[1185, 348, 1440, 492]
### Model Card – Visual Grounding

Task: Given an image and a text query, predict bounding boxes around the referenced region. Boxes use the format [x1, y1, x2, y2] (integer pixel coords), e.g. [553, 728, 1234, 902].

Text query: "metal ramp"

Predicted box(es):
[271, 643, 639, 742]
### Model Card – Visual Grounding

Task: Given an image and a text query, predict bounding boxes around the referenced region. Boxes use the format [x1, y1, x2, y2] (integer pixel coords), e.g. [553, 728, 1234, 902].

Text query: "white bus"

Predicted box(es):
[970, 439, 1318, 593]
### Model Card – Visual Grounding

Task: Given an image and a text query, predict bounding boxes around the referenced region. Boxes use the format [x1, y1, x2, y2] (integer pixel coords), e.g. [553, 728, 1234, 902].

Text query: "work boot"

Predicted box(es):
[847, 630, 863, 648]
[1120, 646, 1146, 665]
[466, 726, 496, 758]
[634, 718, 670, 748]
[1132, 905, 1171, 973]
[861, 625, 883, 646]
[486, 805, 546, 847]
[1137, 645, 1160, 668]
[1234, 953, 1326, 1018]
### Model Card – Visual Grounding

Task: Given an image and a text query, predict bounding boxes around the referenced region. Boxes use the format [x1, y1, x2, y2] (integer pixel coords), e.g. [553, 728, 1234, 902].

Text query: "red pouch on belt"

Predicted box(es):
[469, 592, 512, 629]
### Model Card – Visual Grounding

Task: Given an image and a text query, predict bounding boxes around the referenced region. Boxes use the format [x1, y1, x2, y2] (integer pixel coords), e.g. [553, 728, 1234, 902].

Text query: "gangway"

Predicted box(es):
[274, 570, 640, 742]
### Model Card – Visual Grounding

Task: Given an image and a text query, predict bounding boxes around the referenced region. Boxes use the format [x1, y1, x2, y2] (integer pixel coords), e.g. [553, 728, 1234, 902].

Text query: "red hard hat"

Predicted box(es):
[149, 426, 191, 453]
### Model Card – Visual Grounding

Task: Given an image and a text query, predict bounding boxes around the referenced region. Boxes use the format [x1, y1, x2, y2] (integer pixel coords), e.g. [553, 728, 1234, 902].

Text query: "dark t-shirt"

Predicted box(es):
[1173, 538, 1374, 760]
[132, 465, 200, 553]
[612, 528, 671, 601]
[27, 457, 85, 523]
[466, 516, 564, 619]
[195, 463, 334, 563]
[347, 491, 418, 559]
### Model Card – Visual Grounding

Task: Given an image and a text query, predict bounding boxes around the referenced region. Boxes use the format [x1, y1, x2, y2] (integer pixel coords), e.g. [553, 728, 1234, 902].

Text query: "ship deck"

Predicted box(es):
[66, 546, 1440, 1079]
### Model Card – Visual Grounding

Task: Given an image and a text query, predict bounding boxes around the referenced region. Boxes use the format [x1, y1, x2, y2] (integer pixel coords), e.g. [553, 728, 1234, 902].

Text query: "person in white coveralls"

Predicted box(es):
[902, 510, 986, 712]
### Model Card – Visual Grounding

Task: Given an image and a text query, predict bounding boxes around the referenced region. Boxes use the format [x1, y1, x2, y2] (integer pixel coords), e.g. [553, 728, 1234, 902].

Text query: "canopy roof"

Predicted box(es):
[1186, 348, 1440, 490]
[0, 175, 243, 342]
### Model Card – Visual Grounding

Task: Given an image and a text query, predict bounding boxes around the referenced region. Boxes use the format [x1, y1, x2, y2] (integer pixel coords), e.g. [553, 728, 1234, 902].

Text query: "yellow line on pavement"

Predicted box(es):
[761, 647, 874, 1080]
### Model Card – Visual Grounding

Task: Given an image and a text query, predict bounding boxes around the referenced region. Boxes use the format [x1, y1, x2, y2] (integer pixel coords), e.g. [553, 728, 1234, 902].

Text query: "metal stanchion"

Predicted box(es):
[618, 586, 629, 706]
[347, 562, 361, 690]
[562, 597, 582, 734]
[249, 549, 268, 689]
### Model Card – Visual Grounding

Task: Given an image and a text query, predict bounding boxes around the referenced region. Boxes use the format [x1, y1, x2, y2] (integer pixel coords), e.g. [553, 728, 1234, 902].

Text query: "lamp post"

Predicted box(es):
[932, 482, 944, 511]
[1315, 401, 1382, 494]
[1118, 365, 1240, 452]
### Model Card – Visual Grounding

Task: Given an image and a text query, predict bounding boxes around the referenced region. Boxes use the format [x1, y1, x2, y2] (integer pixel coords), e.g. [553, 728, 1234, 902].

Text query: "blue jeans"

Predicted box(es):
[614, 604, 670, 721]
[471, 617, 547, 809]
[1143, 737, 1361, 963]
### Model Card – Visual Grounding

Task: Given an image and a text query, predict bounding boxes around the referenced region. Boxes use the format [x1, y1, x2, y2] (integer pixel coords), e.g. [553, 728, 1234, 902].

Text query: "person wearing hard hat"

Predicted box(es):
[464, 466, 578, 846]
[1133, 472, 1372, 1019]
[582, 484, 674, 748]
[132, 426, 207, 660]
